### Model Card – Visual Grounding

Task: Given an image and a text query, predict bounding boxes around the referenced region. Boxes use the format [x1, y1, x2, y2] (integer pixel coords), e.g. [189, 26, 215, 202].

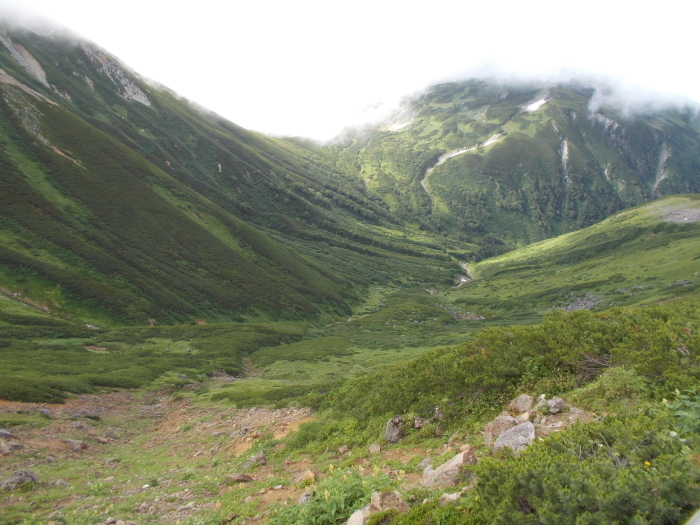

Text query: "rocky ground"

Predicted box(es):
[0, 387, 595, 525]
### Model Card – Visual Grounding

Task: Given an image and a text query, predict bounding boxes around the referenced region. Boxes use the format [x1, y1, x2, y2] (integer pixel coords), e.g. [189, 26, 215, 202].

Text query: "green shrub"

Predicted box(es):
[565, 367, 651, 413]
[468, 411, 699, 525]
[269, 466, 391, 525]
[669, 389, 700, 434]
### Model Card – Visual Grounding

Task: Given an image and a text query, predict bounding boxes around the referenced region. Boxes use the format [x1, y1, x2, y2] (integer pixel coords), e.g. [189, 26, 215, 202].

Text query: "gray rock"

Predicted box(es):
[104, 431, 118, 439]
[64, 439, 89, 451]
[0, 429, 12, 438]
[38, 409, 51, 418]
[547, 397, 566, 414]
[482, 415, 516, 445]
[226, 473, 253, 484]
[493, 422, 535, 453]
[346, 507, 370, 525]
[420, 448, 477, 487]
[0, 441, 10, 455]
[507, 395, 534, 413]
[338, 445, 349, 455]
[292, 470, 316, 484]
[52, 479, 69, 487]
[384, 416, 403, 443]
[413, 417, 423, 429]
[251, 450, 266, 463]
[439, 492, 461, 506]
[0, 470, 40, 490]
[298, 491, 313, 504]
[417, 458, 432, 471]
[95, 437, 109, 445]
[242, 449, 266, 469]
[368, 443, 381, 455]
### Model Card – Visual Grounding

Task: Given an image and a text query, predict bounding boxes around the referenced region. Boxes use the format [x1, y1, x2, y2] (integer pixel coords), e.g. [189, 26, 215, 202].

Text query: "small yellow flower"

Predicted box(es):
[644, 461, 651, 466]
[328, 464, 334, 472]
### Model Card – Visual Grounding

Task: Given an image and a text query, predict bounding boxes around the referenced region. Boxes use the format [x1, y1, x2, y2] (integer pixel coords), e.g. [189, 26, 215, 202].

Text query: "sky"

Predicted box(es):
[1, 0, 698, 141]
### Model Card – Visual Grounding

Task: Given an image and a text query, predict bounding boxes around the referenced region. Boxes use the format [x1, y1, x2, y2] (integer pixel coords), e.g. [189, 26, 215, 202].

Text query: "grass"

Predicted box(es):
[447, 195, 700, 321]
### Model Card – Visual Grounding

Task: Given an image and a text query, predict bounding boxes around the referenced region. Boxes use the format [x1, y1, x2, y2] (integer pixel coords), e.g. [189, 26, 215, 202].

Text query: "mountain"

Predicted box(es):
[333, 80, 700, 251]
[0, 23, 459, 326]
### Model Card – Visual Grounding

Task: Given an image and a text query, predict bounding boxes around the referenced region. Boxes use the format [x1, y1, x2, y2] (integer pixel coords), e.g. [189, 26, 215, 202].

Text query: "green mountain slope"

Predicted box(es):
[0, 24, 464, 325]
[334, 81, 700, 251]
[445, 194, 700, 322]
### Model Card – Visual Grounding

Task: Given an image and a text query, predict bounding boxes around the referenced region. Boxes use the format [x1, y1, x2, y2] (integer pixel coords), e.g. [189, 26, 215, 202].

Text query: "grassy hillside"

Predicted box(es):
[0, 24, 469, 326]
[445, 195, 700, 322]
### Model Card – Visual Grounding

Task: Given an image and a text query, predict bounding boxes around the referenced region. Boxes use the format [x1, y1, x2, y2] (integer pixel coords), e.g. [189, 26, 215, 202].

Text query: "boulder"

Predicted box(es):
[0, 470, 40, 490]
[482, 415, 516, 445]
[547, 397, 566, 414]
[507, 395, 534, 414]
[368, 443, 381, 455]
[346, 508, 370, 525]
[420, 448, 477, 488]
[64, 439, 89, 451]
[439, 492, 461, 506]
[417, 458, 432, 471]
[493, 422, 535, 453]
[292, 470, 316, 485]
[298, 491, 313, 504]
[338, 445, 349, 455]
[104, 431, 118, 439]
[241, 450, 266, 469]
[226, 473, 253, 484]
[0, 441, 10, 456]
[534, 394, 547, 411]
[0, 429, 12, 438]
[384, 416, 403, 443]
[515, 412, 531, 424]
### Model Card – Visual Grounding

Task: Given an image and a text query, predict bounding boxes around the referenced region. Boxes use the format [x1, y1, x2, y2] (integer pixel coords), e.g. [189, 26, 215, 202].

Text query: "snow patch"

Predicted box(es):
[525, 99, 547, 112]
[386, 119, 413, 131]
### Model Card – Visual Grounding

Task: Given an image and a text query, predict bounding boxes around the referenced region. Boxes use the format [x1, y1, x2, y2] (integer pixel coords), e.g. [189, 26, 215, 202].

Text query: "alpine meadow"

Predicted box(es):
[0, 20, 699, 525]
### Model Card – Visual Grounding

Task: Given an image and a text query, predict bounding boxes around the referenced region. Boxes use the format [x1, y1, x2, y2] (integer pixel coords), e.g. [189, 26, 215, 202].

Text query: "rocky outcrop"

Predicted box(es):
[547, 397, 566, 414]
[0, 470, 39, 490]
[292, 470, 316, 485]
[420, 447, 477, 488]
[482, 414, 516, 445]
[493, 422, 535, 453]
[507, 395, 534, 413]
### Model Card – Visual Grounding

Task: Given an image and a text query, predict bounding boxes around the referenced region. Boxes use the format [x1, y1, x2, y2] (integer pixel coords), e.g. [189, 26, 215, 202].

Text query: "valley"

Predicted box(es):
[0, 20, 699, 525]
